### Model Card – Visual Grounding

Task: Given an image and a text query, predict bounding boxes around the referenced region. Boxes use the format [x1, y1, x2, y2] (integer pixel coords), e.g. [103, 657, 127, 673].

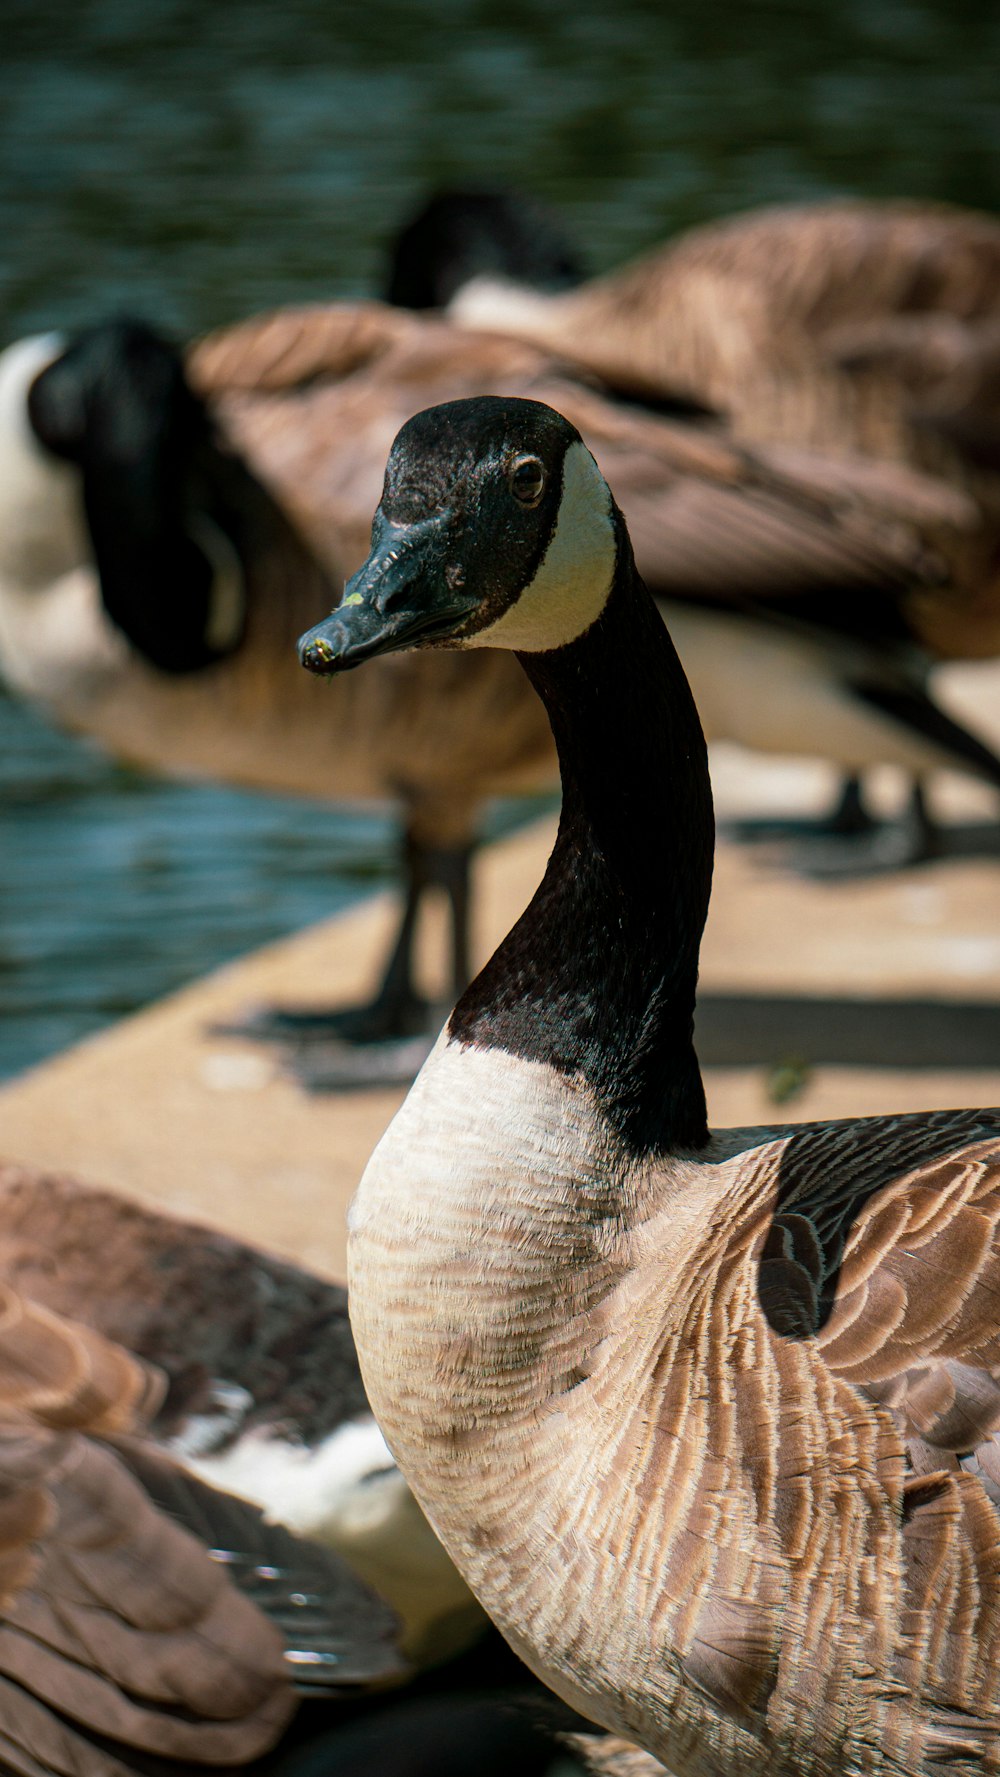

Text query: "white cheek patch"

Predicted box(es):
[0, 334, 83, 590]
[189, 514, 245, 651]
[0, 565, 129, 709]
[461, 440, 615, 653]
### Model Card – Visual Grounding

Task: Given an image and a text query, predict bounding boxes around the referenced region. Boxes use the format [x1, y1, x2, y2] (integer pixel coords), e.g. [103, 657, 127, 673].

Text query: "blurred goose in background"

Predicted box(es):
[0, 296, 992, 1087]
[405, 189, 1000, 860]
[388, 187, 585, 314]
[302, 394, 1000, 1777]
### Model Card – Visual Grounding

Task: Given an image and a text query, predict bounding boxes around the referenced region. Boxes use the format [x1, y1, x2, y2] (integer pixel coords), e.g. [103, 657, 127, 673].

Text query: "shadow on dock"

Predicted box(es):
[696, 993, 1000, 1071]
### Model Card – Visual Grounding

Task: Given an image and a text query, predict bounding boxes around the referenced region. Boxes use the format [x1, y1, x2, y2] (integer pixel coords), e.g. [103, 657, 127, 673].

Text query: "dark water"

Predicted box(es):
[2, 0, 999, 1077]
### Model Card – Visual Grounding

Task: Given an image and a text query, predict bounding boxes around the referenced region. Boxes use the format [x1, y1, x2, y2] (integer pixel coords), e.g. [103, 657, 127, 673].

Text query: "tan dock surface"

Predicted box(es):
[2, 720, 999, 1281]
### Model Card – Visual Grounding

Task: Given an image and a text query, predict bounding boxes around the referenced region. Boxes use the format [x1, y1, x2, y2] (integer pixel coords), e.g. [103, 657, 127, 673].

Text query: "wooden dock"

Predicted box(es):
[2, 729, 999, 1281]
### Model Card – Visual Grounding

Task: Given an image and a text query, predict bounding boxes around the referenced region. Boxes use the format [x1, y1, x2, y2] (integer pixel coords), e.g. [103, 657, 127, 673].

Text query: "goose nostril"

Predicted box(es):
[379, 576, 419, 616]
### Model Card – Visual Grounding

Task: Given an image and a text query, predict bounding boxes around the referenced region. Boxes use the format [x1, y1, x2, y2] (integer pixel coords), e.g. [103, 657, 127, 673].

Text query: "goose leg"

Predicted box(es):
[785, 776, 943, 878]
[217, 824, 475, 1091]
[824, 772, 880, 837]
[727, 772, 947, 876]
[336, 831, 473, 1043]
[725, 771, 878, 846]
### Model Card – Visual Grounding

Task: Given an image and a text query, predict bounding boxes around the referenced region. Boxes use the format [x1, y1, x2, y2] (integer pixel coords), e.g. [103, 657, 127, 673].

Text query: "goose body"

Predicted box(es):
[0, 303, 995, 1057]
[302, 396, 1000, 1775]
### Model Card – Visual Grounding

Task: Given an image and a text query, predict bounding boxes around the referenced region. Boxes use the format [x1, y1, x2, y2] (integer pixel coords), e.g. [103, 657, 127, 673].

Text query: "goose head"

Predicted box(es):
[386, 187, 582, 313]
[0, 318, 245, 706]
[299, 395, 619, 674]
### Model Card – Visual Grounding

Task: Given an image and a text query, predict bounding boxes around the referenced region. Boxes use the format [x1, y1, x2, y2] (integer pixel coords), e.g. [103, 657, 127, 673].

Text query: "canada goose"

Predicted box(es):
[0, 1166, 414, 1771]
[0, 311, 992, 1090]
[0, 1159, 483, 1675]
[302, 395, 1000, 1775]
[431, 193, 1000, 857]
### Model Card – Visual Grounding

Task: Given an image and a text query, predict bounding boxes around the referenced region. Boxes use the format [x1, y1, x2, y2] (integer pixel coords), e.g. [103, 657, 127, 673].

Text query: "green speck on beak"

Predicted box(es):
[344, 591, 364, 607]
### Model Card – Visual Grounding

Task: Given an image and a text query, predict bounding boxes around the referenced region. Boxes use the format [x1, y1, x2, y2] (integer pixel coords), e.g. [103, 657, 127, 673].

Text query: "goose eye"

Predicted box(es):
[509, 455, 546, 508]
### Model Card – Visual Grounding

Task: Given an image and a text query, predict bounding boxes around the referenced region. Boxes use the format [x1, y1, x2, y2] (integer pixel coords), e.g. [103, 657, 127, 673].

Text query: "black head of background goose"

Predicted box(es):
[24, 319, 247, 675]
[387, 187, 584, 315]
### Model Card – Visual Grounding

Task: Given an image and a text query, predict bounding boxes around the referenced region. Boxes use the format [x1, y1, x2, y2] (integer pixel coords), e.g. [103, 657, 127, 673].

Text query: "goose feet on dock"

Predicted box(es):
[726, 774, 946, 878]
[219, 836, 473, 1091]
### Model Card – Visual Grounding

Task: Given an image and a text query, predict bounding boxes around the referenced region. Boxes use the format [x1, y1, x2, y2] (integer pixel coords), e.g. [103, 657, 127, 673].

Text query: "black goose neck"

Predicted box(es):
[449, 523, 714, 1158]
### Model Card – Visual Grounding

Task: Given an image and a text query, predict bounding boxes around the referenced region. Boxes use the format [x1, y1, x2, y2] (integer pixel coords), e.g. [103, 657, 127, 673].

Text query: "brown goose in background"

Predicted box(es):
[302, 394, 1000, 1776]
[0, 299, 990, 1088]
[421, 191, 1000, 859]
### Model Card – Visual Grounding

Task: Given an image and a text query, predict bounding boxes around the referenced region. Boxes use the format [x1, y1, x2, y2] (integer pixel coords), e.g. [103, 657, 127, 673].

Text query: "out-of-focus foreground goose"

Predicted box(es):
[0, 1160, 483, 1673]
[0, 307, 992, 1085]
[302, 395, 1000, 1776]
[0, 1162, 419, 1772]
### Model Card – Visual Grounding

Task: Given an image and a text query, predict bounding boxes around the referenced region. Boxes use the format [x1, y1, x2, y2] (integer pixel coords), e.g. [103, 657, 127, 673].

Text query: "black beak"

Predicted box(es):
[299, 511, 478, 676]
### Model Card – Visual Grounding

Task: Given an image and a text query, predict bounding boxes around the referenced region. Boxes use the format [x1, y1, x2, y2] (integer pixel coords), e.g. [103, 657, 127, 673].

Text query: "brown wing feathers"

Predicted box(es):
[0, 1173, 406, 1771]
[740, 1113, 1000, 1758]
[188, 300, 962, 626]
[0, 1429, 293, 1766]
[0, 1285, 164, 1437]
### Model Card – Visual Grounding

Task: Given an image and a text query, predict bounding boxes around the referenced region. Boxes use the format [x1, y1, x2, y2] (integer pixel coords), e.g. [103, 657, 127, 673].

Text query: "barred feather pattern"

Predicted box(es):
[349, 1037, 1000, 1777]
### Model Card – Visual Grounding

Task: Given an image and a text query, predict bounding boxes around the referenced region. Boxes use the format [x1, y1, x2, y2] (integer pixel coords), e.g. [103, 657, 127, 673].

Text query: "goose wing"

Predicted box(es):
[0, 1426, 294, 1773]
[0, 1162, 368, 1452]
[750, 1107, 1000, 1743]
[758, 1107, 1000, 1394]
[551, 379, 965, 608]
[0, 1292, 293, 1773]
[0, 1174, 406, 1773]
[191, 302, 966, 613]
[0, 1425, 404, 1776]
[494, 200, 1000, 432]
[188, 300, 421, 395]
[640, 1110, 1000, 1754]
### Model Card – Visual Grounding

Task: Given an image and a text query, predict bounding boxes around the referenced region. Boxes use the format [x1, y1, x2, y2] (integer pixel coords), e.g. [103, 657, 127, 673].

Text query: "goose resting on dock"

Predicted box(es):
[301, 393, 1000, 1776]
